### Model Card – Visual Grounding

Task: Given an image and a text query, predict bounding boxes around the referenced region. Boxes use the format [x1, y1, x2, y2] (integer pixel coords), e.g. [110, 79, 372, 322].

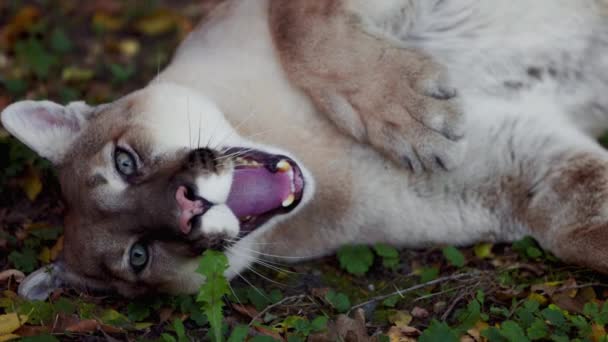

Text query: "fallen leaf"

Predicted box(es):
[92, 12, 125, 31]
[253, 325, 283, 340]
[38, 247, 51, 264]
[0, 6, 40, 48]
[466, 321, 488, 342]
[0, 313, 28, 335]
[62, 67, 95, 83]
[0, 270, 25, 283]
[158, 307, 174, 323]
[0, 333, 19, 342]
[134, 322, 153, 330]
[134, 9, 178, 36]
[387, 326, 418, 342]
[473, 243, 494, 259]
[389, 311, 413, 328]
[231, 303, 258, 319]
[19, 167, 42, 201]
[0, 96, 8, 112]
[50, 236, 64, 261]
[13, 325, 49, 337]
[118, 39, 140, 58]
[527, 293, 548, 305]
[66, 319, 99, 333]
[592, 323, 606, 342]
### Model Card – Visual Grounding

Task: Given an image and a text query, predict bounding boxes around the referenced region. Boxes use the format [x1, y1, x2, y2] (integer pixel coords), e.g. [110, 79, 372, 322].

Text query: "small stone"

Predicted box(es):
[433, 301, 447, 313]
[411, 306, 430, 319]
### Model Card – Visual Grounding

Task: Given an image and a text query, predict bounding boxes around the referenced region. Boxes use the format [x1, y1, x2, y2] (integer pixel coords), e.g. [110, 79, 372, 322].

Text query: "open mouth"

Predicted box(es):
[225, 148, 305, 234]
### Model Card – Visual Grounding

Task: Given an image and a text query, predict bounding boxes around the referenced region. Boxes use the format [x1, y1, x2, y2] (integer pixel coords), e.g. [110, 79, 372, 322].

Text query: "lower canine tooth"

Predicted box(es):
[277, 160, 291, 172]
[282, 194, 295, 207]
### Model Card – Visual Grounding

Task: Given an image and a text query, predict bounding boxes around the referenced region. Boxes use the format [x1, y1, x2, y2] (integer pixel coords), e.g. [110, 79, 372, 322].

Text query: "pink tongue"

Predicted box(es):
[227, 168, 292, 218]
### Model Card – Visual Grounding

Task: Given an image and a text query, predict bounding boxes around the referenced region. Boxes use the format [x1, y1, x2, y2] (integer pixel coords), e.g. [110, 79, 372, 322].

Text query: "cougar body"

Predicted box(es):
[4, 0, 608, 298]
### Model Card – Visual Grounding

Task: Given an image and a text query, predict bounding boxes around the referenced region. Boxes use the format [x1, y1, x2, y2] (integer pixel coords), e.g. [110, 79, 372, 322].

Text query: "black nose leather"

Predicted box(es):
[187, 148, 218, 172]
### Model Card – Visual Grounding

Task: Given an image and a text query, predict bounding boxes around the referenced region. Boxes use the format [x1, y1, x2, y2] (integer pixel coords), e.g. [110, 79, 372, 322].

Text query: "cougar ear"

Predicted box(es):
[1, 100, 94, 164]
[18, 262, 65, 301]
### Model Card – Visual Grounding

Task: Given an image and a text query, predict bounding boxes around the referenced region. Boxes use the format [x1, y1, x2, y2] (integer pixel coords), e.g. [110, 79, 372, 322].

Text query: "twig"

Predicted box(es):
[349, 271, 480, 312]
[557, 282, 606, 292]
[441, 291, 468, 321]
[412, 284, 469, 302]
[248, 294, 307, 326]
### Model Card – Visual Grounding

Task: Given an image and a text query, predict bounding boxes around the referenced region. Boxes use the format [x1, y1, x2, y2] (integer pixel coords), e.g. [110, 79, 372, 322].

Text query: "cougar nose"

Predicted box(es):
[175, 186, 207, 235]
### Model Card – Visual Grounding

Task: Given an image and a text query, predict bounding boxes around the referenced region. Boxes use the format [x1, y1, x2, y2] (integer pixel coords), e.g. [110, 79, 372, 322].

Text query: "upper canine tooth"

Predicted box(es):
[277, 160, 291, 172]
[282, 194, 295, 207]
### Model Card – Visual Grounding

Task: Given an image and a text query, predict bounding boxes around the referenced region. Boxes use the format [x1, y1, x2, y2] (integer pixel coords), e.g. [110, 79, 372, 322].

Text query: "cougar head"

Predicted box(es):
[1, 82, 314, 299]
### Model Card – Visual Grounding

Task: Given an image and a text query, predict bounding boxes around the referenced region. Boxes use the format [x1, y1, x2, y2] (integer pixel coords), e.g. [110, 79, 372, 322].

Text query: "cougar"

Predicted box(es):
[3, 0, 608, 300]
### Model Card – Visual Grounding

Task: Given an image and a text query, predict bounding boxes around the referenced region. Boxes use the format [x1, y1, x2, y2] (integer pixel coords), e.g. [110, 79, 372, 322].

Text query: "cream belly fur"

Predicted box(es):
[5, 0, 608, 299]
[156, 0, 608, 278]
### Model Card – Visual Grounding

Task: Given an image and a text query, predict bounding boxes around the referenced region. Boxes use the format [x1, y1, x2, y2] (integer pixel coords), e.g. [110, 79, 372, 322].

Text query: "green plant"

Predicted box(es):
[337, 245, 374, 276]
[196, 250, 231, 342]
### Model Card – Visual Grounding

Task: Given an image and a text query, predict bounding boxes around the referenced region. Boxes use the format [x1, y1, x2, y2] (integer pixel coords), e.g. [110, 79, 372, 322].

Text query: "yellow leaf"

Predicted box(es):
[592, 323, 606, 342]
[389, 311, 413, 328]
[0, 334, 20, 342]
[474, 243, 494, 259]
[0, 313, 28, 335]
[134, 9, 177, 36]
[387, 326, 418, 342]
[38, 247, 50, 264]
[118, 39, 140, 58]
[19, 167, 42, 201]
[50, 236, 64, 261]
[467, 321, 489, 342]
[62, 67, 94, 82]
[134, 322, 153, 330]
[528, 293, 548, 305]
[92, 12, 124, 31]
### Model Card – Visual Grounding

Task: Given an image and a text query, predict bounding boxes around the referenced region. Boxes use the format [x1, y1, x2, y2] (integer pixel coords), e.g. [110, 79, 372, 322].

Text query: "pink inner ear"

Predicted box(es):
[32, 107, 80, 132]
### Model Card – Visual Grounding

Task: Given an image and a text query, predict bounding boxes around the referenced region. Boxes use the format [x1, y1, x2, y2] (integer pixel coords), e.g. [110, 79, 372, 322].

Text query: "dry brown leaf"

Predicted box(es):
[592, 324, 607, 342]
[0, 270, 25, 283]
[231, 303, 258, 319]
[467, 321, 489, 342]
[387, 326, 418, 342]
[13, 325, 49, 337]
[253, 325, 284, 341]
[0, 5, 40, 47]
[66, 319, 99, 333]
[158, 307, 174, 323]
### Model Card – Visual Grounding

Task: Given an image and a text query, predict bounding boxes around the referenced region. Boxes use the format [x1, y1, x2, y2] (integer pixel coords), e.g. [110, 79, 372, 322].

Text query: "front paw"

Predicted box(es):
[364, 80, 466, 173]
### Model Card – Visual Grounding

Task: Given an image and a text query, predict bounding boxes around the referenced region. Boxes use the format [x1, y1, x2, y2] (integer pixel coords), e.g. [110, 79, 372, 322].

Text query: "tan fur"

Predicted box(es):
[269, 0, 465, 172]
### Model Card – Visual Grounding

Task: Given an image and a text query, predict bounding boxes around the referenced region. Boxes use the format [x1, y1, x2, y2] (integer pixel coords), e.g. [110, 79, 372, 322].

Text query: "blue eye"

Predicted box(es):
[129, 243, 148, 271]
[115, 148, 137, 176]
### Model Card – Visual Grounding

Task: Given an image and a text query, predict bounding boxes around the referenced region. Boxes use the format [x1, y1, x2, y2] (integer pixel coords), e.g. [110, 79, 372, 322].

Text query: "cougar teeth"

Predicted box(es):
[277, 160, 291, 172]
[282, 194, 295, 207]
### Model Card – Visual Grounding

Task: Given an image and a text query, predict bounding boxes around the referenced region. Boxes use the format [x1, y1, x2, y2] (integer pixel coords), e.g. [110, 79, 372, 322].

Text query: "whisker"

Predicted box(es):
[253, 259, 300, 275]
[246, 265, 288, 287]
[230, 245, 316, 261]
[227, 280, 244, 306]
[187, 97, 192, 149]
[228, 247, 298, 272]
[197, 110, 202, 149]
[236, 273, 271, 302]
